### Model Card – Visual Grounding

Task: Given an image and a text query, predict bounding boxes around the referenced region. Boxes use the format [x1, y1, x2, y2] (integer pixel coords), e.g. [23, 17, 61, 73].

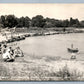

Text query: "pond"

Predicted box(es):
[18, 33, 84, 60]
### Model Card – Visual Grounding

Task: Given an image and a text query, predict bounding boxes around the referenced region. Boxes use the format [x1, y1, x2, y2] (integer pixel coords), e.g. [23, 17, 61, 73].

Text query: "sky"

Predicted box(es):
[0, 4, 84, 21]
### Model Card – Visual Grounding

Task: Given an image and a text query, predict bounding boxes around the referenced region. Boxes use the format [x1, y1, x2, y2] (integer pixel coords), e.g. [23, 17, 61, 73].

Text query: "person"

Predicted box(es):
[71, 44, 73, 49]
[9, 46, 14, 57]
[2, 43, 7, 54]
[2, 48, 14, 62]
[14, 46, 24, 57]
[71, 53, 76, 59]
[0, 43, 2, 54]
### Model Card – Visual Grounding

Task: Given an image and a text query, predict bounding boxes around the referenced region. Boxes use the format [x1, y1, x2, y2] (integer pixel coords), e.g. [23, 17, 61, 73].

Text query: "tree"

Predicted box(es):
[0, 15, 5, 27]
[80, 21, 84, 27]
[75, 19, 80, 27]
[44, 18, 62, 28]
[44, 18, 54, 28]
[5, 15, 17, 28]
[31, 15, 45, 28]
[24, 16, 31, 28]
[69, 17, 80, 27]
[62, 19, 69, 27]
[0, 14, 82, 28]
[69, 17, 74, 27]
[16, 16, 31, 28]
[55, 20, 63, 27]
[16, 17, 25, 27]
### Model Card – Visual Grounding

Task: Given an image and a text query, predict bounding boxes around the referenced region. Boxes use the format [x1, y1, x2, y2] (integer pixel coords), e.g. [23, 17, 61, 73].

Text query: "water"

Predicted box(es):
[19, 33, 84, 60]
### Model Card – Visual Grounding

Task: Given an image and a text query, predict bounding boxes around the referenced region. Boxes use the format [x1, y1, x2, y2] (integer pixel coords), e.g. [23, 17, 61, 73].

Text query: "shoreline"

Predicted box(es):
[0, 27, 84, 44]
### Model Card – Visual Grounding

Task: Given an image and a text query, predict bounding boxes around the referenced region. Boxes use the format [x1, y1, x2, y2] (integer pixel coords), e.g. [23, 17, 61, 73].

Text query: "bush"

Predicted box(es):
[56, 64, 83, 81]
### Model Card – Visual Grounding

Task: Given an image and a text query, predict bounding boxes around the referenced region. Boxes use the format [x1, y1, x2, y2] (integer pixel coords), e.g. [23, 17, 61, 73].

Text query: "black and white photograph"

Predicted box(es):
[0, 4, 84, 81]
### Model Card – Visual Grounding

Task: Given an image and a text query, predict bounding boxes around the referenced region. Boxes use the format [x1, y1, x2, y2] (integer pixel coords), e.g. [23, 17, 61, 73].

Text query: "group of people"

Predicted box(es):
[0, 42, 24, 62]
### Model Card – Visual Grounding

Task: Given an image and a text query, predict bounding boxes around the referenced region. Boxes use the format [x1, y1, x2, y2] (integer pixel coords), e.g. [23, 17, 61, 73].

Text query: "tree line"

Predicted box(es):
[0, 15, 84, 28]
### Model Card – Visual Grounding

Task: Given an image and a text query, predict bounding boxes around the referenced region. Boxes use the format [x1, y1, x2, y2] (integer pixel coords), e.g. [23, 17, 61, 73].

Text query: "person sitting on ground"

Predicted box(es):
[2, 44, 7, 54]
[9, 47, 14, 57]
[2, 48, 14, 62]
[14, 46, 24, 57]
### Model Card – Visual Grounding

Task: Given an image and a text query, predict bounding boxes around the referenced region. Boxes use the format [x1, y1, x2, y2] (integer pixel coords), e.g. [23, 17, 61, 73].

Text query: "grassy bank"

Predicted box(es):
[1, 27, 84, 44]
[0, 54, 84, 81]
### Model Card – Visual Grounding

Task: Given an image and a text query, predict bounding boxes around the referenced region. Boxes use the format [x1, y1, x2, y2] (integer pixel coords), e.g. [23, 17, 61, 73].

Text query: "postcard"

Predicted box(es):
[0, 3, 84, 81]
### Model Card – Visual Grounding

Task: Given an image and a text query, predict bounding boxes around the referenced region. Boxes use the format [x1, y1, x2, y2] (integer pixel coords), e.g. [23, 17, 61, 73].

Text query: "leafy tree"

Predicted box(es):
[55, 20, 63, 27]
[62, 19, 69, 27]
[24, 16, 31, 28]
[44, 18, 63, 28]
[74, 19, 80, 27]
[44, 18, 55, 28]
[16, 17, 25, 27]
[31, 15, 45, 28]
[80, 21, 84, 27]
[16, 16, 30, 28]
[5, 15, 17, 28]
[0, 15, 82, 28]
[69, 17, 80, 27]
[0, 15, 6, 27]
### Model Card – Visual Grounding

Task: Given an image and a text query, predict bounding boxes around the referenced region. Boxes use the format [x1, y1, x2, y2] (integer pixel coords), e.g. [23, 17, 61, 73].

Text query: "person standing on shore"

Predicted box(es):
[0, 43, 2, 54]
[71, 53, 76, 59]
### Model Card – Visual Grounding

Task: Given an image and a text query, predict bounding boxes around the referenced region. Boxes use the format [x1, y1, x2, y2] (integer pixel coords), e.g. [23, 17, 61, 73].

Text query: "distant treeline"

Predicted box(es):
[0, 15, 84, 28]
